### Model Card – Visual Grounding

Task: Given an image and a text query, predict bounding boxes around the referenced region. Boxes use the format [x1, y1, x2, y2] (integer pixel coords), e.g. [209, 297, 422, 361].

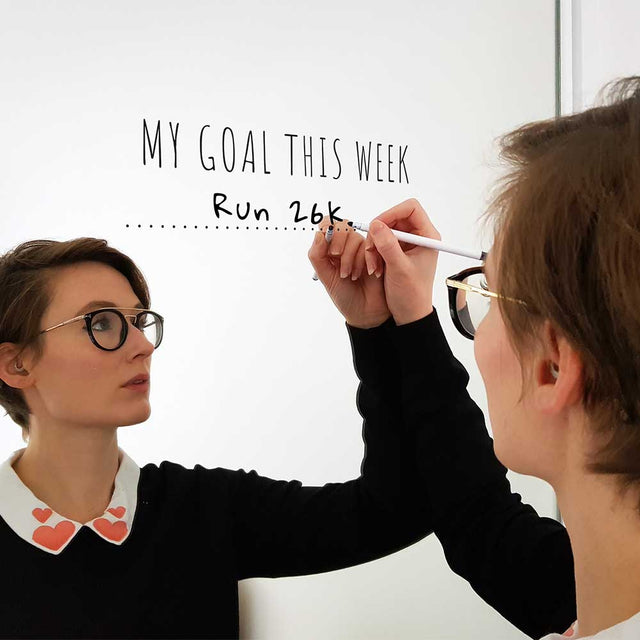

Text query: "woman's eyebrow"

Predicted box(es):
[75, 300, 144, 315]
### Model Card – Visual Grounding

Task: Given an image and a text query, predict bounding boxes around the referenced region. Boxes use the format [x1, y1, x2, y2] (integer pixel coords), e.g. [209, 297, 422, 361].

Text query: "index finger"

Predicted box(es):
[317, 215, 332, 234]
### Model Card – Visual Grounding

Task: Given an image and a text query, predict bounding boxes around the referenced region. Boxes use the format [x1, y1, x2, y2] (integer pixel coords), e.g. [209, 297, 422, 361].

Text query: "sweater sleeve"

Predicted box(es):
[231, 316, 434, 580]
[387, 307, 576, 639]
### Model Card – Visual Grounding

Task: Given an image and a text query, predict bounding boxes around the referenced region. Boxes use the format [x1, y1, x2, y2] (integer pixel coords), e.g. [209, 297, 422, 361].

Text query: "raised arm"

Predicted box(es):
[218, 215, 441, 578]
[389, 308, 576, 639]
[229, 314, 433, 579]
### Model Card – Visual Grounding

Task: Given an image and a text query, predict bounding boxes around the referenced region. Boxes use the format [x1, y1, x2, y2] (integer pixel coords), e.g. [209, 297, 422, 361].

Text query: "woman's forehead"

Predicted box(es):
[47, 263, 139, 317]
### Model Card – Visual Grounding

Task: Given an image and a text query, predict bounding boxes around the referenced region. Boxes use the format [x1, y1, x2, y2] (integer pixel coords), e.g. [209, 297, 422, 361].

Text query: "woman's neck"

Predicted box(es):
[557, 471, 640, 637]
[12, 418, 120, 524]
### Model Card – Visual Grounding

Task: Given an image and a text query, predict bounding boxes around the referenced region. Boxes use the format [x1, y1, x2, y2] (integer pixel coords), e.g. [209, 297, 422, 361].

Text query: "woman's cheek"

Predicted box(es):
[473, 306, 507, 446]
[473, 307, 495, 384]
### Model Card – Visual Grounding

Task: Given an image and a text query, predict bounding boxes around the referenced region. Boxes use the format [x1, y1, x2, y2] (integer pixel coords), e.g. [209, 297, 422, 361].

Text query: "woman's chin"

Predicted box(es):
[117, 404, 152, 427]
[492, 436, 518, 472]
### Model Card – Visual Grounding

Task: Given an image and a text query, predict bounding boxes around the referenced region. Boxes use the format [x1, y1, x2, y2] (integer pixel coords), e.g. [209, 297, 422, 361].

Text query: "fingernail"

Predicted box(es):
[351, 272, 359, 281]
[340, 270, 348, 279]
[370, 220, 384, 235]
[365, 256, 374, 275]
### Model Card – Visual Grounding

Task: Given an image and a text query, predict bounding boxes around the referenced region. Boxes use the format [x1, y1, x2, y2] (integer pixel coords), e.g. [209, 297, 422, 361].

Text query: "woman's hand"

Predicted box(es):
[364, 198, 440, 325]
[308, 198, 440, 328]
[308, 217, 390, 329]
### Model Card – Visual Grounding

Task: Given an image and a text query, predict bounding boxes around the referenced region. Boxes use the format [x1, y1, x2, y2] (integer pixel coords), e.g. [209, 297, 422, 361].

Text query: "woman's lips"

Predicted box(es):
[123, 380, 150, 392]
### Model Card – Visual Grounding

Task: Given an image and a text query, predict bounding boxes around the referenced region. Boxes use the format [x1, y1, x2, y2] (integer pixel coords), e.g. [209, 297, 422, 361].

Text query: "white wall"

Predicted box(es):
[561, 0, 640, 113]
[0, 2, 557, 638]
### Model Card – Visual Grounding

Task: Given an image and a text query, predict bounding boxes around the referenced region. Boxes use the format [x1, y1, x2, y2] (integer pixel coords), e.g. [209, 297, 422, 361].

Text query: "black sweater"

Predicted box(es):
[0, 308, 575, 638]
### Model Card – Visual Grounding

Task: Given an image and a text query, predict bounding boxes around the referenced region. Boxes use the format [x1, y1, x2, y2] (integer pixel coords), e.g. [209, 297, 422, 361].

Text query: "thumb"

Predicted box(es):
[369, 220, 408, 270]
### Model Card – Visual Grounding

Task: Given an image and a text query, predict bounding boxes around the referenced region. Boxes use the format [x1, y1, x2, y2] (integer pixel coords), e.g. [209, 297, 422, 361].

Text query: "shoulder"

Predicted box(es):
[137, 460, 264, 500]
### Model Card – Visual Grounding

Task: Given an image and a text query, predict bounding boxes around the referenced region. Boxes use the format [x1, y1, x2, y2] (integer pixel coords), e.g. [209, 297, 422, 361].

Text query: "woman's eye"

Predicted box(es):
[89, 320, 111, 332]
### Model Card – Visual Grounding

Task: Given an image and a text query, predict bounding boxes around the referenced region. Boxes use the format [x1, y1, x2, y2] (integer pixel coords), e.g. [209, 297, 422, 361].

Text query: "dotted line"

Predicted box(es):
[124, 224, 352, 231]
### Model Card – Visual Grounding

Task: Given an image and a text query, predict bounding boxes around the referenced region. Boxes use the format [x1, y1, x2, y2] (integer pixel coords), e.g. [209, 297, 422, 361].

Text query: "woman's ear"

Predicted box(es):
[0, 343, 32, 389]
[532, 320, 584, 415]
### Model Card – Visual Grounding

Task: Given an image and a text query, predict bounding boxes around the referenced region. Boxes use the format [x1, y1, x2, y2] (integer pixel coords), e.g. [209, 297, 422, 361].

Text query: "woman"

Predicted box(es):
[360, 76, 640, 638]
[0, 228, 443, 637]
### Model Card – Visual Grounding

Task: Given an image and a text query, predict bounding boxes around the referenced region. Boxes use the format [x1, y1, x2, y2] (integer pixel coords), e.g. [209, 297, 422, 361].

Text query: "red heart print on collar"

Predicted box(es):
[33, 521, 75, 551]
[107, 506, 126, 519]
[32, 508, 52, 523]
[94, 518, 128, 542]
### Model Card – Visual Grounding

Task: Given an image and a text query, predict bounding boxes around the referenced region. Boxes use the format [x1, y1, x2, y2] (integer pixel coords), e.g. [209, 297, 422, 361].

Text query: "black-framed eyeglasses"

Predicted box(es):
[445, 266, 525, 340]
[39, 308, 164, 351]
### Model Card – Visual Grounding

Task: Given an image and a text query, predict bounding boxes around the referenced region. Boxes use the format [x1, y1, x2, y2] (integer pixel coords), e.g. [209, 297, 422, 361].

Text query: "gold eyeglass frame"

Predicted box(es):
[445, 266, 525, 340]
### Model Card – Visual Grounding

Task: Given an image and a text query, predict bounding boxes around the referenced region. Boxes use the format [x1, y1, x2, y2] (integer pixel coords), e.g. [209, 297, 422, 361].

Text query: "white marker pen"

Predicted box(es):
[312, 225, 334, 280]
[347, 220, 487, 261]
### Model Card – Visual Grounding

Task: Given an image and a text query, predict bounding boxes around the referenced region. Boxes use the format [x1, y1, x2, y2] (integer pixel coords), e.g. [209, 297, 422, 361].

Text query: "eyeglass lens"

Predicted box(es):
[90, 311, 161, 350]
[455, 272, 491, 337]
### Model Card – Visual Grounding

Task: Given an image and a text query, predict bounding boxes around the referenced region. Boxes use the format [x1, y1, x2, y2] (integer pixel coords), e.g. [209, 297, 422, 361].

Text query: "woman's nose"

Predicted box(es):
[127, 319, 156, 351]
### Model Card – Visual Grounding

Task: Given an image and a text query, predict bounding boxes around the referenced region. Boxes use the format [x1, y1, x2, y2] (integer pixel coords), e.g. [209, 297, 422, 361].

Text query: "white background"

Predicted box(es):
[0, 2, 562, 638]
[561, 0, 640, 114]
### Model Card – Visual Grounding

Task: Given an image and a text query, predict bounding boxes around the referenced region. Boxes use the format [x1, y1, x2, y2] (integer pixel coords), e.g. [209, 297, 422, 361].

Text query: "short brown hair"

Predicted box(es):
[483, 76, 640, 497]
[0, 238, 151, 442]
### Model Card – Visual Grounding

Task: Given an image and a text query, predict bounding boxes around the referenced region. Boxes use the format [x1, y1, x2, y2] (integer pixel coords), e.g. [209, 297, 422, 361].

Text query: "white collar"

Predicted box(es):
[0, 447, 140, 555]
